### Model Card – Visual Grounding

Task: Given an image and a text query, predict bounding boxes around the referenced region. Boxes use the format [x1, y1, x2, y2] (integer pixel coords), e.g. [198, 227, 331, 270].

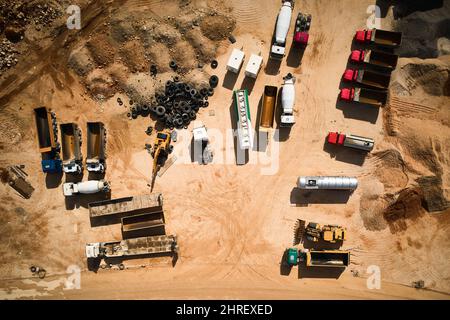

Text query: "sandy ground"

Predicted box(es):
[0, 0, 449, 299]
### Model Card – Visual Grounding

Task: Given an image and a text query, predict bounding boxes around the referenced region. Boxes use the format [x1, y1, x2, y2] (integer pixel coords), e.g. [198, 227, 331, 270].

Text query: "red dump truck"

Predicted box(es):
[350, 49, 398, 72]
[327, 132, 374, 152]
[339, 87, 387, 107]
[355, 28, 402, 48]
[343, 69, 391, 90]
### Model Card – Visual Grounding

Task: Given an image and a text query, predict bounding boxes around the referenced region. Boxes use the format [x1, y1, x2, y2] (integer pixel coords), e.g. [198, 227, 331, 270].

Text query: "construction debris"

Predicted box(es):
[1, 165, 34, 199]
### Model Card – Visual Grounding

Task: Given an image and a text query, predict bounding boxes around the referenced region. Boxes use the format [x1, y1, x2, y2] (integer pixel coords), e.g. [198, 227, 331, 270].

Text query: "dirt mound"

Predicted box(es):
[416, 176, 450, 212]
[200, 14, 236, 41]
[390, 57, 450, 97]
[383, 187, 425, 233]
[390, 0, 450, 58]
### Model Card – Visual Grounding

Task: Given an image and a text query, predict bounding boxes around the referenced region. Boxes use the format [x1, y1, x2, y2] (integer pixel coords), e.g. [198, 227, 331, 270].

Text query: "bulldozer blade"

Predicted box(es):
[293, 219, 306, 245]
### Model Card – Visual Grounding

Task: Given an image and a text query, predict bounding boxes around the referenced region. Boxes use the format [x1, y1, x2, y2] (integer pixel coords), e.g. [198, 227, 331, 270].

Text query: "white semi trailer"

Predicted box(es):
[63, 180, 110, 196]
[297, 176, 358, 190]
[280, 73, 296, 127]
[270, 0, 294, 60]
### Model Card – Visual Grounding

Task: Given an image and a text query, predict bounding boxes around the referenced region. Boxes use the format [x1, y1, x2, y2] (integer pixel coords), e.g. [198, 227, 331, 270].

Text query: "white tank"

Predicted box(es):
[275, 2, 293, 44]
[282, 73, 296, 113]
[76, 180, 109, 194]
[298, 176, 358, 190]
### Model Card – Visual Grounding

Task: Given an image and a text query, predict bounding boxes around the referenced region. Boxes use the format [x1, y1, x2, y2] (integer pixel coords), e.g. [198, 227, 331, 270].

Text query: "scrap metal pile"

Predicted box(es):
[128, 74, 219, 130]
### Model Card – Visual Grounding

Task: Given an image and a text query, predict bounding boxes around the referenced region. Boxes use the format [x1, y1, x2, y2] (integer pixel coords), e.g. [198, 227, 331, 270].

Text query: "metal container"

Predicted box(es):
[297, 176, 358, 190]
[260, 85, 278, 131]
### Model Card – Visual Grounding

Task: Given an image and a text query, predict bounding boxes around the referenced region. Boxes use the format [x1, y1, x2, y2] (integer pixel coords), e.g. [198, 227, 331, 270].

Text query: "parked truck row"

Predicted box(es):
[33, 108, 107, 175]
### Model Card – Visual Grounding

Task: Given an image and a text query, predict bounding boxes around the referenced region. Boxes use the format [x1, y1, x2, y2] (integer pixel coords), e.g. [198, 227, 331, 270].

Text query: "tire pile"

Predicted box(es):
[128, 74, 219, 130]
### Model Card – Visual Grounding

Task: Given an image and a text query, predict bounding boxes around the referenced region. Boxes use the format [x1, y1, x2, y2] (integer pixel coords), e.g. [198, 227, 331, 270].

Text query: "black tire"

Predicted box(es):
[207, 88, 214, 96]
[30, 266, 37, 273]
[209, 75, 219, 88]
[38, 269, 46, 279]
[211, 60, 218, 69]
[173, 76, 180, 82]
[169, 145, 174, 153]
[175, 118, 183, 127]
[189, 110, 197, 120]
[155, 106, 166, 117]
[182, 104, 191, 114]
[203, 101, 209, 108]
[169, 60, 177, 70]
[190, 89, 197, 97]
[119, 264, 125, 270]
[181, 113, 189, 122]
[129, 100, 134, 105]
[131, 113, 138, 119]
[200, 88, 208, 97]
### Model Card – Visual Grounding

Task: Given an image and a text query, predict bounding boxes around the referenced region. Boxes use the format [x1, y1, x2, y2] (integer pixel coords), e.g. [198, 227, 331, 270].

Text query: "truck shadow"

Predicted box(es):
[222, 70, 239, 91]
[286, 43, 305, 68]
[290, 187, 352, 206]
[323, 138, 367, 166]
[65, 191, 111, 210]
[241, 76, 256, 95]
[264, 58, 282, 76]
[229, 100, 249, 165]
[297, 264, 345, 279]
[45, 172, 63, 189]
[336, 96, 380, 124]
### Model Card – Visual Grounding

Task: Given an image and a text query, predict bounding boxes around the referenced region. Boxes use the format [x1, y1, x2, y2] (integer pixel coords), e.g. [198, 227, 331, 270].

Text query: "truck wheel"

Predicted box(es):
[30, 266, 37, 273]
[209, 75, 219, 88]
[169, 145, 174, 153]
[207, 88, 214, 96]
[169, 60, 178, 70]
[182, 105, 191, 114]
[173, 76, 180, 82]
[211, 60, 218, 69]
[189, 110, 197, 120]
[203, 101, 209, 108]
[119, 263, 125, 270]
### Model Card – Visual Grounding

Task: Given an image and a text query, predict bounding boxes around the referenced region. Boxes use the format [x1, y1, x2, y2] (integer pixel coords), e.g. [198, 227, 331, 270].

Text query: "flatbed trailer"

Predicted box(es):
[340, 87, 388, 107]
[355, 28, 402, 48]
[89, 193, 163, 222]
[86, 122, 107, 173]
[350, 49, 398, 72]
[234, 89, 253, 150]
[343, 69, 391, 90]
[85, 234, 178, 259]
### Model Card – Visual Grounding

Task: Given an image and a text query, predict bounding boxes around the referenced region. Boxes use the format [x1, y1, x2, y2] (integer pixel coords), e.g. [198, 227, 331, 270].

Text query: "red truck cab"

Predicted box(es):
[340, 88, 355, 102]
[327, 132, 346, 145]
[355, 29, 372, 43]
[350, 50, 364, 62]
[294, 31, 309, 45]
[343, 69, 357, 82]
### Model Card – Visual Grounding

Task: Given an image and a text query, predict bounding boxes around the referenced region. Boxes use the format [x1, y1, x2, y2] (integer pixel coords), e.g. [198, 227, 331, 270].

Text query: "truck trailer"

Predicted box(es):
[280, 73, 296, 127]
[121, 211, 165, 235]
[286, 248, 350, 268]
[89, 193, 163, 222]
[327, 132, 374, 152]
[350, 49, 399, 72]
[355, 28, 402, 48]
[297, 176, 358, 190]
[259, 85, 278, 132]
[85, 234, 178, 260]
[60, 123, 83, 174]
[33, 107, 62, 173]
[343, 69, 391, 90]
[234, 89, 254, 150]
[86, 122, 107, 173]
[339, 87, 388, 107]
[270, 0, 294, 60]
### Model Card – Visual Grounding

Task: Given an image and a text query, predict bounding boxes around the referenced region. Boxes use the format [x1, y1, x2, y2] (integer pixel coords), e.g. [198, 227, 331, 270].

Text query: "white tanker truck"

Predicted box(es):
[280, 73, 296, 127]
[270, 0, 294, 60]
[297, 176, 358, 190]
[63, 180, 110, 196]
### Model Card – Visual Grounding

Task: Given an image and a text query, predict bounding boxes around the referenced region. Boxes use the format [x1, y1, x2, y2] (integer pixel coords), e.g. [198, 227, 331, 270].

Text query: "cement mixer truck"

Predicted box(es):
[63, 180, 110, 196]
[270, 0, 294, 60]
[280, 73, 296, 127]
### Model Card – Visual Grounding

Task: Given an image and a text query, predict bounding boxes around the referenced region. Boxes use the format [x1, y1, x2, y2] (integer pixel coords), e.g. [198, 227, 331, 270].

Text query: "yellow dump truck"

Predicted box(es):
[259, 85, 278, 132]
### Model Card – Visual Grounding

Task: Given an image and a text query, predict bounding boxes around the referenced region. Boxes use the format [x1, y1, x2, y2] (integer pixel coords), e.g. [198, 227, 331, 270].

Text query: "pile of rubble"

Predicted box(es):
[30, 3, 63, 30]
[128, 73, 219, 130]
[0, 39, 19, 73]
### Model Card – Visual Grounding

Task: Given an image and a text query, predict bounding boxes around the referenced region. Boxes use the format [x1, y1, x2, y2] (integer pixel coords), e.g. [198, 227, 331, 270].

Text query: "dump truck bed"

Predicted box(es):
[260, 86, 278, 131]
[102, 235, 177, 258]
[33, 107, 55, 153]
[307, 250, 350, 267]
[87, 122, 106, 160]
[121, 211, 165, 233]
[354, 88, 387, 107]
[365, 50, 398, 70]
[89, 194, 163, 219]
[60, 123, 82, 162]
[372, 29, 402, 47]
[357, 70, 391, 90]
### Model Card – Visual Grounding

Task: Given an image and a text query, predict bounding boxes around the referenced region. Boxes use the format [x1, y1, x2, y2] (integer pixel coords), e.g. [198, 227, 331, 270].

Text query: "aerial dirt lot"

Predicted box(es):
[0, 0, 449, 299]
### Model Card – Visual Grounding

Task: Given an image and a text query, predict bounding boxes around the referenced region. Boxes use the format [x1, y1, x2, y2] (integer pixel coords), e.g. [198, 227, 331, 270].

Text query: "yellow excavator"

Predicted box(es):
[294, 219, 346, 244]
[150, 129, 172, 191]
